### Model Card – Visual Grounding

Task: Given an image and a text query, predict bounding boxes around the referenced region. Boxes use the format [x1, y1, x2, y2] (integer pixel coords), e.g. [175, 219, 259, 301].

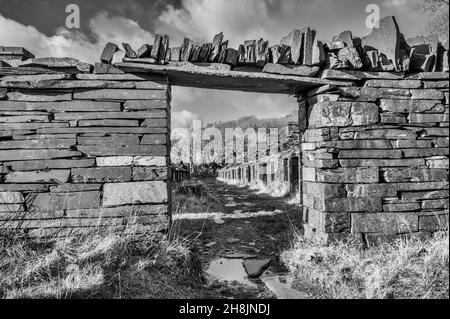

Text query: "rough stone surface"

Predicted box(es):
[361, 16, 408, 71]
[243, 259, 272, 278]
[102, 181, 168, 206]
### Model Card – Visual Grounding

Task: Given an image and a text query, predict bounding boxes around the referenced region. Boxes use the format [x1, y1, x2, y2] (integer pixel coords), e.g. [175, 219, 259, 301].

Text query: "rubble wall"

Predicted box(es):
[0, 73, 171, 238]
[301, 72, 449, 245]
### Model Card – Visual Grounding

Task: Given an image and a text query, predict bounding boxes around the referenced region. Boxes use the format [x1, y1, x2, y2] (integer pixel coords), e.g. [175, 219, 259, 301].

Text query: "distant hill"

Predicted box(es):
[206, 110, 298, 131]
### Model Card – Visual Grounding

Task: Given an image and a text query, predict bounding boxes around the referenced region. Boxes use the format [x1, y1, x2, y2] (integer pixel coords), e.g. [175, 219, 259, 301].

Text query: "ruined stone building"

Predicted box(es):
[0, 16, 448, 245]
[219, 122, 301, 196]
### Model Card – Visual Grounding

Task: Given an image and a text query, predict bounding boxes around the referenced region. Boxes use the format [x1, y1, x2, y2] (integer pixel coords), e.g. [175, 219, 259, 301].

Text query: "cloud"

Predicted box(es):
[172, 110, 201, 128]
[0, 0, 432, 125]
[383, 0, 417, 8]
[0, 11, 153, 63]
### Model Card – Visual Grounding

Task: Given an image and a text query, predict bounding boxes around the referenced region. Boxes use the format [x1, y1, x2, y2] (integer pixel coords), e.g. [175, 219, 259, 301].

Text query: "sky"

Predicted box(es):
[0, 0, 435, 127]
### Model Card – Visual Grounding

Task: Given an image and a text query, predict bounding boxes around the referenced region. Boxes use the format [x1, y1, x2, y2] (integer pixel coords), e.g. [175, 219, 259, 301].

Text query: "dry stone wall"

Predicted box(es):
[0, 72, 171, 238]
[301, 71, 449, 245]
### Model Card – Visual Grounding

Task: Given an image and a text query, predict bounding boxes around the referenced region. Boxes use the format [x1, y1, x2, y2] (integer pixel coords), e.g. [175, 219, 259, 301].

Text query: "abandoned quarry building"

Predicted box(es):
[219, 122, 301, 196]
[0, 16, 448, 245]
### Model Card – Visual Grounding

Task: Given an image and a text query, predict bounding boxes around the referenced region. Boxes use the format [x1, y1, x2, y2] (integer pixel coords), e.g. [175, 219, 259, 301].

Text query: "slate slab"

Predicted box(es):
[243, 259, 272, 278]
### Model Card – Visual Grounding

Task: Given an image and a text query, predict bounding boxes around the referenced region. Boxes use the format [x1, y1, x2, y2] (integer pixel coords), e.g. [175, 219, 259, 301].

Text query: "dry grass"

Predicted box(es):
[0, 228, 214, 299]
[281, 230, 449, 299]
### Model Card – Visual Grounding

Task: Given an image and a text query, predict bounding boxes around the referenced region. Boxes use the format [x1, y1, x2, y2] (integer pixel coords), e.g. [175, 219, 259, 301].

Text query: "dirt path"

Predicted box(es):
[172, 179, 303, 299]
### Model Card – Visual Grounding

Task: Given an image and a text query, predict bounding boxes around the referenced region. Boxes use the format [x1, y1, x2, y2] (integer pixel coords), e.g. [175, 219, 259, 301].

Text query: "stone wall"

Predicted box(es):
[301, 71, 449, 245]
[0, 72, 171, 238]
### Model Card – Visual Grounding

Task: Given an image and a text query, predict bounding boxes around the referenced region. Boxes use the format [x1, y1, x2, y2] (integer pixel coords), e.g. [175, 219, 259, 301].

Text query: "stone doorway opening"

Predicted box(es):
[169, 86, 303, 297]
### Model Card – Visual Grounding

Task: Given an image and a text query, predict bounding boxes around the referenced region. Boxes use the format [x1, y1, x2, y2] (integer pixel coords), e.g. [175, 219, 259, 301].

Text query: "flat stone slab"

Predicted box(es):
[243, 259, 271, 278]
[261, 274, 307, 299]
[114, 62, 353, 94]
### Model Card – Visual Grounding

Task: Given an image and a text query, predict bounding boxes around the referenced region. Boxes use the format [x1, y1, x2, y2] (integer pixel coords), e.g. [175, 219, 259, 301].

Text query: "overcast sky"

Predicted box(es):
[0, 0, 434, 126]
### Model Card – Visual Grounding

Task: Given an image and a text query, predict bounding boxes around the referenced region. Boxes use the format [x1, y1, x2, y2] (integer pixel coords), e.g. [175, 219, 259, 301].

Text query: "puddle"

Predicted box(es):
[206, 258, 257, 288]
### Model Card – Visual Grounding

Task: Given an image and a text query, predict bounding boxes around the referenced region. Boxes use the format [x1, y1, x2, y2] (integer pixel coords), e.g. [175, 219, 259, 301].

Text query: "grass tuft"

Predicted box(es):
[281, 229, 449, 299]
[0, 228, 210, 299]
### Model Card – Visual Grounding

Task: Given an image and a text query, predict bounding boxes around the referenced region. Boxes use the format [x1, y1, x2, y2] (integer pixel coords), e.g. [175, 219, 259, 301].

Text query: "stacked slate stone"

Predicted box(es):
[0, 56, 170, 238]
[0, 46, 35, 67]
[95, 16, 448, 79]
[300, 71, 449, 245]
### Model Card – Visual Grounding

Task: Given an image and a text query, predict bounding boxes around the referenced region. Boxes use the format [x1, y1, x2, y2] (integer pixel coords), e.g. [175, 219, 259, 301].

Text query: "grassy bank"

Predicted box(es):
[0, 228, 216, 299]
[282, 230, 449, 299]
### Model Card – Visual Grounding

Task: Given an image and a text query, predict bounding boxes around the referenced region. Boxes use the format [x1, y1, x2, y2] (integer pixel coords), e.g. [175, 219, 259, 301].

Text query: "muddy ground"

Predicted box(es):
[171, 178, 303, 299]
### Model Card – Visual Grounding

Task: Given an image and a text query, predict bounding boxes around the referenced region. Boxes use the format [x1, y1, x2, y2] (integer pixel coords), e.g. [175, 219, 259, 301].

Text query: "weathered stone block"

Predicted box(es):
[74, 89, 166, 100]
[0, 139, 76, 150]
[0, 115, 49, 123]
[133, 156, 167, 167]
[423, 81, 450, 89]
[361, 16, 408, 72]
[96, 156, 134, 167]
[303, 128, 339, 142]
[0, 204, 23, 213]
[401, 190, 449, 201]
[77, 145, 167, 156]
[396, 181, 449, 191]
[346, 184, 398, 198]
[380, 99, 444, 113]
[78, 120, 140, 127]
[141, 134, 168, 145]
[383, 201, 421, 212]
[55, 110, 166, 120]
[124, 100, 168, 110]
[432, 138, 449, 148]
[316, 167, 378, 183]
[393, 140, 432, 148]
[102, 181, 168, 206]
[422, 199, 449, 210]
[303, 182, 346, 199]
[425, 156, 449, 169]
[419, 128, 449, 137]
[132, 167, 168, 181]
[351, 102, 379, 126]
[95, 156, 167, 167]
[307, 208, 351, 233]
[141, 119, 168, 128]
[340, 158, 425, 168]
[5, 170, 70, 183]
[410, 89, 444, 100]
[319, 139, 393, 150]
[0, 101, 121, 112]
[382, 168, 448, 183]
[77, 135, 140, 145]
[409, 113, 449, 123]
[65, 205, 167, 218]
[380, 113, 407, 124]
[402, 148, 448, 158]
[339, 150, 402, 159]
[354, 129, 417, 140]
[28, 191, 100, 212]
[6, 159, 94, 171]
[316, 197, 382, 213]
[308, 102, 351, 128]
[50, 184, 101, 193]
[365, 79, 422, 89]
[71, 167, 132, 183]
[0, 88, 7, 100]
[339, 87, 410, 100]
[7, 91, 72, 101]
[352, 213, 418, 234]
[419, 214, 449, 231]
[0, 192, 24, 204]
